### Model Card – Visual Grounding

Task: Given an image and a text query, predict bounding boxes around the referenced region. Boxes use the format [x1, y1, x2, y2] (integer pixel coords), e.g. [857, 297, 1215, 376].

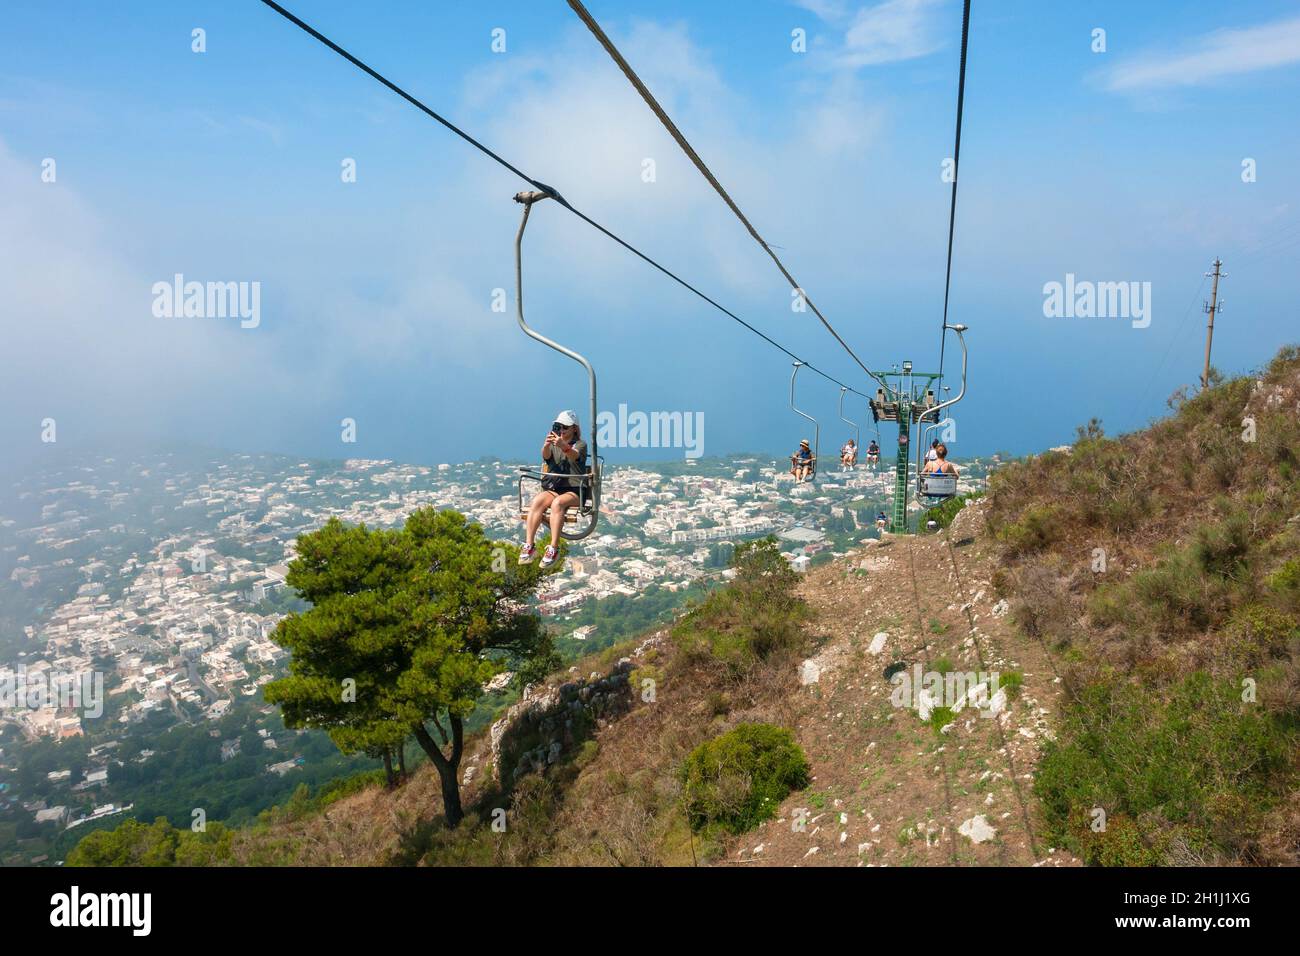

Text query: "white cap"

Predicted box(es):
[554, 410, 578, 427]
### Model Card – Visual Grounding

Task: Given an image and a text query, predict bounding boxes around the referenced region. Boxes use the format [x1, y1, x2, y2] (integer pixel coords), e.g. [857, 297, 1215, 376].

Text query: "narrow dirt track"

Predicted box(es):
[729, 500, 1079, 867]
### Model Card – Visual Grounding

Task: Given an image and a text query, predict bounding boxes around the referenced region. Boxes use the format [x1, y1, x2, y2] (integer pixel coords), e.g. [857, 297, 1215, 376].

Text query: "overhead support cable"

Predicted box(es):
[567, 0, 886, 390]
[937, 0, 972, 381]
[257, 0, 871, 397]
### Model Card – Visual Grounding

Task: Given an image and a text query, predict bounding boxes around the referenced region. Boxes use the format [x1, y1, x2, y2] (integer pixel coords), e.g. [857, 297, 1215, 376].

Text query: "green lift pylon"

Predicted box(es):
[892, 412, 910, 532]
[868, 360, 942, 534]
[869, 325, 971, 534]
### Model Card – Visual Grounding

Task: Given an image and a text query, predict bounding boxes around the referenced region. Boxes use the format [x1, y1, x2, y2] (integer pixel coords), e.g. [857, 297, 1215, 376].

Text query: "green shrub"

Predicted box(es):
[1224, 604, 1298, 664]
[1267, 558, 1300, 613]
[67, 817, 235, 867]
[924, 492, 981, 531]
[1192, 511, 1253, 579]
[996, 504, 1061, 556]
[1083, 813, 1165, 867]
[1088, 545, 1233, 636]
[680, 723, 810, 834]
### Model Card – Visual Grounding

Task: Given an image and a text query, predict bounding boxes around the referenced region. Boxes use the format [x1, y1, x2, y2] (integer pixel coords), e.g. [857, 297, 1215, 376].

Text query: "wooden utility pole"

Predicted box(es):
[1201, 258, 1225, 389]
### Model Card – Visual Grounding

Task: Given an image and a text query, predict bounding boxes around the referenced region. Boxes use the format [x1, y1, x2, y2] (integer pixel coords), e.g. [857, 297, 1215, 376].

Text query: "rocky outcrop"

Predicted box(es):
[489, 634, 664, 786]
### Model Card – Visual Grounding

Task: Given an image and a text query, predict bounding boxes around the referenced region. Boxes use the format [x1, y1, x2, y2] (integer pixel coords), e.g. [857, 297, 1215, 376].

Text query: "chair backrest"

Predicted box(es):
[920, 473, 958, 498]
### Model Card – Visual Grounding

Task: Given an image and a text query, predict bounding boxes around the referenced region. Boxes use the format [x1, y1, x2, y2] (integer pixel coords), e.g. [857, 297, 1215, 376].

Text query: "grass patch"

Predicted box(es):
[927, 706, 956, 733]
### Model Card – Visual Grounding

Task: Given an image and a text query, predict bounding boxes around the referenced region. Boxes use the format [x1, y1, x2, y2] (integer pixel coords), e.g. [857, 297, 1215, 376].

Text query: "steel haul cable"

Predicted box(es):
[938, 0, 972, 383]
[567, 0, 885, 390]
[257, 0, 871, 398]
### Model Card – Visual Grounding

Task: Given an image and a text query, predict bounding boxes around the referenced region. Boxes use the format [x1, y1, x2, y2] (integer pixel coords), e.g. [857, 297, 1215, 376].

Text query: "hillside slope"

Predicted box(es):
[731, 506, 1076, 866]
[115, 505, 1081, 867]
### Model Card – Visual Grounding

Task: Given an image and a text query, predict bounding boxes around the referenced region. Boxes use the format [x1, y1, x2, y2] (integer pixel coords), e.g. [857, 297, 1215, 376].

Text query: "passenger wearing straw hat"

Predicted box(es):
[790, 439, 814, 483]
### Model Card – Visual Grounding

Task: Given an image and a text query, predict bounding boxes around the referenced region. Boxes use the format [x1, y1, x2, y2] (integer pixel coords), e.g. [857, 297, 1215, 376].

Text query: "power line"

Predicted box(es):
[1139, 272, 1207, 410]
[937, 0, 972, 382]
[567, 0, 885, 390]
[256, 0, 871, 398]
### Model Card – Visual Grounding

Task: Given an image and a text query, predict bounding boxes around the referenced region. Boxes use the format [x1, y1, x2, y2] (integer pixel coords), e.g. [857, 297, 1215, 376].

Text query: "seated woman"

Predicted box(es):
[789, 439, 815, 482]
[840, 438, 858, 470]
[520, 410, 588, 569]
[922, 442, 958, 476]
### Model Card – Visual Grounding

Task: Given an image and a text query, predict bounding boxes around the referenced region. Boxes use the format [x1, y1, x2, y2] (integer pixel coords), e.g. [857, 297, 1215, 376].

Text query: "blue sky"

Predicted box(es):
[2, 0, 1298, 471]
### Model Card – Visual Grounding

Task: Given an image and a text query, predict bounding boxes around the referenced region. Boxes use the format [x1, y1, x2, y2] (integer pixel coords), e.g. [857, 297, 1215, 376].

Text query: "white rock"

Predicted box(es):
[917, 686, 938, 722]
[958, 814, 997, 844]
[800, 660, 821, 685]
[868, 632, 888, 655]
[989, 687, 1008, 716]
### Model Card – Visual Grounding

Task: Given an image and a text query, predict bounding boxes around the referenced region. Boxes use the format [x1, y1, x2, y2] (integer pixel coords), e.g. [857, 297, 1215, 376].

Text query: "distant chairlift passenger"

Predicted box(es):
[790, 439, 815, 483]
[922, 442, 957, 476]
[840, 438, 858, 471]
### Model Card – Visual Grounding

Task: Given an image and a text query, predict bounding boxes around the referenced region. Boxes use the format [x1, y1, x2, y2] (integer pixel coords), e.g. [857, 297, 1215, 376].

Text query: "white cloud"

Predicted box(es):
[458, 19, 886, 305]
[794, 0, 851, 22]
[798, 0, 947, 69]
[1101, 14, 1300, 92]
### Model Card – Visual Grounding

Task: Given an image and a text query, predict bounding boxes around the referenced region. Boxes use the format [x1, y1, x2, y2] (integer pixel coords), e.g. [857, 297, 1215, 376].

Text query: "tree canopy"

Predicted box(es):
[265, 507, 558, 825]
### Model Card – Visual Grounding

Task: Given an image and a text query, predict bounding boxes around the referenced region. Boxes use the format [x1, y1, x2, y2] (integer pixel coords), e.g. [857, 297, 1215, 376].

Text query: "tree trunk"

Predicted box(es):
[382, 748, 396, 790]
[396, 740, 407, 782]
[413, 718, 464, 826]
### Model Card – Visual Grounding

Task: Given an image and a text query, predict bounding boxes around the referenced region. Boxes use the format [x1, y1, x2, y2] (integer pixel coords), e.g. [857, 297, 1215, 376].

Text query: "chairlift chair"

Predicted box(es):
[838, 386, 859, 469]
[914, 324, 968, 503]
[869, 387, 900, 423]
[511, 190, 602, 540]
[789, 362, 819, 481]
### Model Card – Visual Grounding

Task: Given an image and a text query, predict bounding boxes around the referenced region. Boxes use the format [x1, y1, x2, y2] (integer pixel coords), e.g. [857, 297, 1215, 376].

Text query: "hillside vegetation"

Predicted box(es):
[988, 346, 1300, 864]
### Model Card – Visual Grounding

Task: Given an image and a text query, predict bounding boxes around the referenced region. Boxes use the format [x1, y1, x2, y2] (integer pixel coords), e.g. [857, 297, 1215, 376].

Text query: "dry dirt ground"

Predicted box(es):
[724, 500, 1080, 867]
